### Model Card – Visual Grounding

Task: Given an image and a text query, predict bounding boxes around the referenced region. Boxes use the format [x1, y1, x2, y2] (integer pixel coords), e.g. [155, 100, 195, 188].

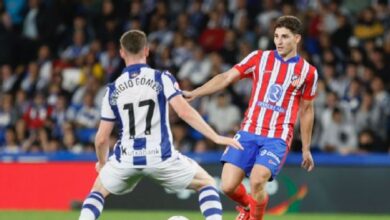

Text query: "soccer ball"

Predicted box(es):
[167, 216, 189, 220]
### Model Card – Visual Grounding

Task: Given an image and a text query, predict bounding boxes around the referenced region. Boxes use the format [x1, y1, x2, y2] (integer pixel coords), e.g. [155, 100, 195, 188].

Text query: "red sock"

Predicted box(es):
[249, 194, 269, 220]
[226, 183, 250, 207]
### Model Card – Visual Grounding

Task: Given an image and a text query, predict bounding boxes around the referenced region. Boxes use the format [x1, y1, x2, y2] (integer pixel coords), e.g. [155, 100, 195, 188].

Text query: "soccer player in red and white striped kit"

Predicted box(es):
[184, 15, 317, 220]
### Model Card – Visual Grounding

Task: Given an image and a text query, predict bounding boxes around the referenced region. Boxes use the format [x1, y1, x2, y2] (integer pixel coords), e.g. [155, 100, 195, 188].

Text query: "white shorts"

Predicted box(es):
[99, 154, 199, 195]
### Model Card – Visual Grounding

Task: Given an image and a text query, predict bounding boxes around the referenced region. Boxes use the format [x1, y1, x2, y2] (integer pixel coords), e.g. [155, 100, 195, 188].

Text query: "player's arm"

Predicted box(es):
[184, 68, 240, 101]
[299, 99, 315, 171]
[169, 95, 243, 150]
[95, 120, 115, 171]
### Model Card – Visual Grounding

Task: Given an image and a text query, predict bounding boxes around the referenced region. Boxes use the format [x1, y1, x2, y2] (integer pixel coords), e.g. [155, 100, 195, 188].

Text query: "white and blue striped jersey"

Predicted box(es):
[100, 64, 182, 167]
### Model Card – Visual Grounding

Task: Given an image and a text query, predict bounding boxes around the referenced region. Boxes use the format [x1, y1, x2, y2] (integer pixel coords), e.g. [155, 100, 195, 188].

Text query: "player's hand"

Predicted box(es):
[95, 162, 105, 173]
[301, 150, 314, 172]
[183, 90, 196, 102]
[215, 136, 243, 150]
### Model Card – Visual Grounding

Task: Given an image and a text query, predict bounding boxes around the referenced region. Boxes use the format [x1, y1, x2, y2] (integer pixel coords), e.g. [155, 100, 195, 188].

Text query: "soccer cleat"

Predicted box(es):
[235, 205, 250, 220]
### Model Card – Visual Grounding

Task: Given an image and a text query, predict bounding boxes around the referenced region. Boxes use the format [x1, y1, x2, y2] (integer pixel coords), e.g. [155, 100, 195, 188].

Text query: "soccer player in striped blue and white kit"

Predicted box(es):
[78, 30, 243, 220]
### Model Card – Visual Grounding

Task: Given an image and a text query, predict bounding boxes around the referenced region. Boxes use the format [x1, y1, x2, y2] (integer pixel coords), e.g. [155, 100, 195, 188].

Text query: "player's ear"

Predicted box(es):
[144, 46, 149, 58]
[295, 34, 302, 44]
[119, 48, 125, 59]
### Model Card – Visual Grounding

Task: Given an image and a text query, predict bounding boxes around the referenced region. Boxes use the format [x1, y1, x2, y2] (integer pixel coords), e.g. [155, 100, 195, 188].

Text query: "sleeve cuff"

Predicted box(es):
[167, 90, 183, 101]
[101, 117, 116, 121]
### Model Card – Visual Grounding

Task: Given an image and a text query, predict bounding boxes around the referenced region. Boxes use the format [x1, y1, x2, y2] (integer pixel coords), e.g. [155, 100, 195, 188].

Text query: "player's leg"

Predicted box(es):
[248, 165, 271, 220]
[220, 163, 251, 220]
[151, 154, 222, 220]
[79, 162, 143, 220]
[249, 138, 288, 220]
[79, 177, 110, 220]
[219, 131, 259, 220]
[220, 163, 248, 206]
[187, 164, 223, 220]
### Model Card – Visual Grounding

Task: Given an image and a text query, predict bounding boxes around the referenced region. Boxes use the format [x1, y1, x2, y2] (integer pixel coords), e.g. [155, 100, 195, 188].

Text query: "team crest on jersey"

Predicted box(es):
[267, 84, 283, 103]
[291, 74, 301, 87]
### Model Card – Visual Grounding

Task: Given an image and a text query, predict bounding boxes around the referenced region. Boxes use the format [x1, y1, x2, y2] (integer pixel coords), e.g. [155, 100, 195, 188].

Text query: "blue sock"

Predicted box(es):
[79, 191, 105, 220]
[198, 185, 223, 220]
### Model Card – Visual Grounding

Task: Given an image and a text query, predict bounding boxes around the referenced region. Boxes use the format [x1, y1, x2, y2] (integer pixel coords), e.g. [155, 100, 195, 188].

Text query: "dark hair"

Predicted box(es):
[119, 30, 147, 54]
[274, 16, 303, 35]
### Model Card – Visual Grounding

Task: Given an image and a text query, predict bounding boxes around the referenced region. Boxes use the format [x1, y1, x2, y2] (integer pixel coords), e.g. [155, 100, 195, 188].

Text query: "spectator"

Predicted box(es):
[188, 0, 206, 32]
[20, 61, 44, 94]
[341, 78, 362, 114]
[177, 46, 211, 86]
[74, 92, 99, 143]
[14, 89, 30, 119]
[171, 121, 193, 153]
[36, 45, 53, 87]
[22, 92, 52, 130]
[0, 64, 18, 93]
[1, 126, 20, 153]
[99, 41, 121, 79]
[51, 94, 73, 138]
[331, 14, 352, 57]
[354, 7, 384, 41]
[219, 30, 239, 65]
[205, 92, 241, 135]
[354, 90, 382, 136]
[60, 30, 90, 61]
[0, 93, 17, 130]
[357, 129, 386, 153]
[0, 0, 388, 155]
[75, 92, 100, 129]
[320, 107, 358, 154]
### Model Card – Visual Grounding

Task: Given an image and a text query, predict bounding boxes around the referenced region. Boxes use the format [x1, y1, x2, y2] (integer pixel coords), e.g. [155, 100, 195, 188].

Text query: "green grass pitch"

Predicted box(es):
[0, 211, 389, 220]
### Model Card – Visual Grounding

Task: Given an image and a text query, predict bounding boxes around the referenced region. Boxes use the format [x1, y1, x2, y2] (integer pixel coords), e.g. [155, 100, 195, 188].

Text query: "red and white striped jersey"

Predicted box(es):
[234, 50, 318, 146]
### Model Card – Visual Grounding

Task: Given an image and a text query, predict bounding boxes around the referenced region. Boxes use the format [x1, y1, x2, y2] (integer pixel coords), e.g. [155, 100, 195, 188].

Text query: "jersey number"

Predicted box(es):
[123, 99, 155, 139]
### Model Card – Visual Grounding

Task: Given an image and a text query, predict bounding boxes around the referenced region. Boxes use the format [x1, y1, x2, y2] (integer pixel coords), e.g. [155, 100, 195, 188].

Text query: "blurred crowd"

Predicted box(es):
[0, 0, 389, 155]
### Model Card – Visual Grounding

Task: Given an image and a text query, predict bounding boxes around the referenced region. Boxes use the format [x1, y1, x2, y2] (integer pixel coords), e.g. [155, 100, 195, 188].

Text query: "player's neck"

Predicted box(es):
[124, 57, 147, 67]
[281, 50, 298, 61]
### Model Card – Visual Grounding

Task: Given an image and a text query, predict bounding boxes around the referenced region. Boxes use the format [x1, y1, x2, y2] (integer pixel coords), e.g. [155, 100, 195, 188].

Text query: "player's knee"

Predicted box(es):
[220, 181, 236, 195]
[200, 174, 216, 187]
[250, 175, 268, 193]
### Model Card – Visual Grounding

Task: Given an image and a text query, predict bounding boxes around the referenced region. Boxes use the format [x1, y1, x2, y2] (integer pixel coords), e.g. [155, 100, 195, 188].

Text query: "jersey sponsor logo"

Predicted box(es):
[257, 101, 286, 113]
[268, 84, 283, 103]
[259, 149, 281, 164]
[120, 146, 161, 156]
[268, 159, 277, 166]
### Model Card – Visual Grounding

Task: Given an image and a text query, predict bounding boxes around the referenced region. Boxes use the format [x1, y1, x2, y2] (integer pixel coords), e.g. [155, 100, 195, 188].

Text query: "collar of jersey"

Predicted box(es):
[274, 50, 300, 63]
[122, 63, 149, 74]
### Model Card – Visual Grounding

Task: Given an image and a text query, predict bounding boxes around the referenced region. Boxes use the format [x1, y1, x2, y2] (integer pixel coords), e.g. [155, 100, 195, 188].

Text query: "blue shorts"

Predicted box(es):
[221, 130, 289, 180]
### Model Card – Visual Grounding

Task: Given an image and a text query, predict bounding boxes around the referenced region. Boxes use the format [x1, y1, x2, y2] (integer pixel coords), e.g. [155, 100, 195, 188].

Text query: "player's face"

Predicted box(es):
[274, 27, 301, 58]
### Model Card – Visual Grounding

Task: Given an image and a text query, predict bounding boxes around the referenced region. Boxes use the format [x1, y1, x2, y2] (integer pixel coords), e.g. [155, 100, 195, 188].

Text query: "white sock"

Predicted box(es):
[198, 185, 223, 220]
[79, 191, 105, 220]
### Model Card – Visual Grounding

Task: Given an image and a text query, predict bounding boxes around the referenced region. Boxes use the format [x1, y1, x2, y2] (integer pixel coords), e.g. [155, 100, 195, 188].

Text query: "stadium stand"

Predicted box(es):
[0, 0, 389, 155]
